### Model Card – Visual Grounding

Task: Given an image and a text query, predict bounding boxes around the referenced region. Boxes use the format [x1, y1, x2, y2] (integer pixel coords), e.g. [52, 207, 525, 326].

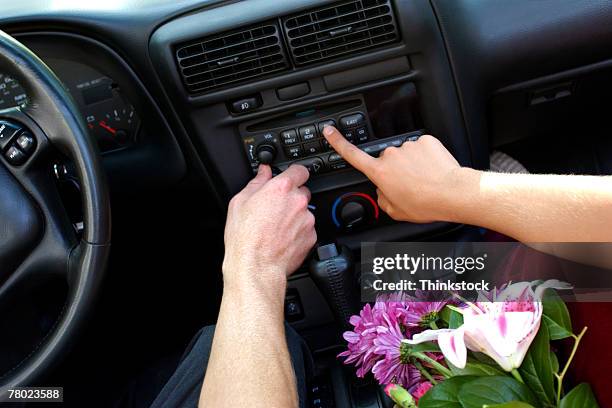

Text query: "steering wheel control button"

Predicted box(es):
[281, 129, 299, 145]
[230, 96, 261, 114]
[5, 145, 27, 165]
[0, 120, 22, 149]
[16, 132, 36, 154]
[339, 113, 365, 129]
[299, 125, 317, 141]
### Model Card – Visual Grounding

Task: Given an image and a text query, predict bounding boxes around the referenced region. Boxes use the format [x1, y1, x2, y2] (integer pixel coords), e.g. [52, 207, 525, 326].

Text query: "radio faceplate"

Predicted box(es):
[240, 97, 377, 176]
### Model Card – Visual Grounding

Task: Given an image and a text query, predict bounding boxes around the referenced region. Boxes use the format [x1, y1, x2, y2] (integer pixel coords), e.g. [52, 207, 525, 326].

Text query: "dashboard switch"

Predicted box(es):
[255, 143, 277, 164]
[339, 113, 365, 129]
[280, 129, 298, 145]
[298, 125, 317, 141]
[286, 145, 304, 159]
[317, 119, 336, 133]
[340, 201, 366, 229]
[0, 120, 22, 150]
[304, 141, 321, 155]
[356, 127, 368, 143]
[230, 96, 261, 114]
[297, 157, 324, 174]
[331, 192, 379, 230]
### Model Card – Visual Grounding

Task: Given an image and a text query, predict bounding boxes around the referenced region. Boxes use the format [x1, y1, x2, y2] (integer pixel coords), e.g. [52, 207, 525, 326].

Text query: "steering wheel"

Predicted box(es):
[0, 30, 110, 396]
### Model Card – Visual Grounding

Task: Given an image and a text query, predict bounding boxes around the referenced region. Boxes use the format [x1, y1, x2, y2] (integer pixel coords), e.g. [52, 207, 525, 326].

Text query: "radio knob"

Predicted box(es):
[255, 143, 277, 164]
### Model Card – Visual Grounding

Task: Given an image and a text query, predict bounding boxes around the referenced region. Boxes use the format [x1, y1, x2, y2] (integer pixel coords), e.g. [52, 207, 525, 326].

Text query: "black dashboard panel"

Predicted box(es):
[148, 0, 473, 243]
[431, 0, 612, 162]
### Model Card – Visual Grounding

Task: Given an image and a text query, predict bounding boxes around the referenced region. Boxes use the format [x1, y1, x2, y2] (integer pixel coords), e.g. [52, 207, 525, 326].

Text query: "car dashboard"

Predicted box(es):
[1, 0, 612, 243]
[4, 0, 612, 404]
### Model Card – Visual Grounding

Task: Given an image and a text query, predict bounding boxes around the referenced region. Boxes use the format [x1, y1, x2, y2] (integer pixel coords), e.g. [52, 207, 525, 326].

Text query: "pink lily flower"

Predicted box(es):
[404, 280, 572, 372]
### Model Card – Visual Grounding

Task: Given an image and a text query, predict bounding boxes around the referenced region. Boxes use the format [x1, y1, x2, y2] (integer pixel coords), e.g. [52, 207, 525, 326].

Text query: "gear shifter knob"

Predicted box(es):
[309, 243, 359, 330]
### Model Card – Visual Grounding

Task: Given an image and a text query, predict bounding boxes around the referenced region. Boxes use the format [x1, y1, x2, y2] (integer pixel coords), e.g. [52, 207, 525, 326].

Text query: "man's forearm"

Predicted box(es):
[445, 168, 612, 242]
[199, 270, 298, 408]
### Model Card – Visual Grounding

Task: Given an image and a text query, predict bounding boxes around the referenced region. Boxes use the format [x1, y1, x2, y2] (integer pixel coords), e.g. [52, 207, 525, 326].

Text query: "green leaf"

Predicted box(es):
[518, 324, 556, 407]
[543, 315, 573, 341]
[484, 402, 536, 408]
[418, 376, 477, 408]
[542, 289, 572, 340]
[472, 352, 500, 366]
[440, 306, 464, 329]
[449, 361, 506, 377]
[550, 350, 559, 373]
[457, 376, 539, 408]
[410, 342, 441, 354]
[559, 383, 600, 408]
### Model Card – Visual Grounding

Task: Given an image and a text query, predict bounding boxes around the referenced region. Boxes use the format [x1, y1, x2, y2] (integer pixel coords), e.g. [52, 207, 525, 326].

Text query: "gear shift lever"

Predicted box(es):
[309, 243, 359, 330]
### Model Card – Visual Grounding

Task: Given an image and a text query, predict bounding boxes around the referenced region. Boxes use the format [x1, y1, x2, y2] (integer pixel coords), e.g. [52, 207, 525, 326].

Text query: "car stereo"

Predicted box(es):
[240, 85, 424, 176]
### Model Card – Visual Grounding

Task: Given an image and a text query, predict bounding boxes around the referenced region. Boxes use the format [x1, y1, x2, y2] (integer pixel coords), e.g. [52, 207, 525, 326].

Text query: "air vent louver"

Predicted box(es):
[283, 0, 400, 66]
[176, 22, 290, 94]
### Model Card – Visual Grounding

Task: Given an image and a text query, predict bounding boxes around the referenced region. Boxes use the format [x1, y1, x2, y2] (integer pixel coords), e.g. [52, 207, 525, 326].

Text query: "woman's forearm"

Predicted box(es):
[448, 169, 612, 242]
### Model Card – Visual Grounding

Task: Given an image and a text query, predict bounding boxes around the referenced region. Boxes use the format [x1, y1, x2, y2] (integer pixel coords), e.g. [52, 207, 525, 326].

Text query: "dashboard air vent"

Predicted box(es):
[283, 0, 400, 66]
[176, 22, 290, 94]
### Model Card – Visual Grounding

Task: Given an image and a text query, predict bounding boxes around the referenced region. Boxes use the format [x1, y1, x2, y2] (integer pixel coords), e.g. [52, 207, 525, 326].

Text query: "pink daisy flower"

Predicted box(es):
[337, 303, 381, 377]
[404, 300, 448, 328]
[371, 314, 421, 389]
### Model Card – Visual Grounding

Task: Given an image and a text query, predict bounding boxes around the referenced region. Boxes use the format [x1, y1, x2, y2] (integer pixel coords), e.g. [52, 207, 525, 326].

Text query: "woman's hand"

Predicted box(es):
[322, 126, 466, 223]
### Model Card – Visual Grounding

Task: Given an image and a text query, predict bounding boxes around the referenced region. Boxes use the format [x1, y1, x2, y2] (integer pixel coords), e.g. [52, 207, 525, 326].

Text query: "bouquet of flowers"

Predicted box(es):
[339, 280, 598, 408]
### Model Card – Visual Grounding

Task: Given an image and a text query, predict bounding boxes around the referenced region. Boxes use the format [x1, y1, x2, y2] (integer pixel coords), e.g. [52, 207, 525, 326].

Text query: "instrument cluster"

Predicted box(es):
[0, 58, 140, 153]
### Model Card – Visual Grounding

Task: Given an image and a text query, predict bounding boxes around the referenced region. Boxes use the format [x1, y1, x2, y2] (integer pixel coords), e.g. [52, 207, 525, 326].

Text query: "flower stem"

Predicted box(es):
[414, 361, 437, 385]
[555, 326, 588, 405]
[412, 352, 452, 378]
[430, 321, 439, 330]
[511, 368, 524, 384]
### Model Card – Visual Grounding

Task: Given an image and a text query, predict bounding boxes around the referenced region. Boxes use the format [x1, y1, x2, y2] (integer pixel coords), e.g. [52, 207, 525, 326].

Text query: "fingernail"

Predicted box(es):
[323, 126, 334, 136]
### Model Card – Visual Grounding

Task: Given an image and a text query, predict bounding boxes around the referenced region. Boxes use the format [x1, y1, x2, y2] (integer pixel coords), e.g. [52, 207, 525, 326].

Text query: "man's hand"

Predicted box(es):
[223, 164, 317, 294]
[201, 164, 314, 408]
[322, 126, 463, 223]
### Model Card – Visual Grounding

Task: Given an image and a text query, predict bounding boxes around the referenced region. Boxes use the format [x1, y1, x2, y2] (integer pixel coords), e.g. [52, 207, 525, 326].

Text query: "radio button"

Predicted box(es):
[281, 129, 299, 145]
[339, 113, 365, 129]
[286, 145, 304, 159]
[343, 129, 356, 143]
[321, 138, 332, 151]
[317, 119, 336, 134]
[356, 127, 369, 143]
[328, 152, 343, 162]
[299, 125, 317, 141]
[297, 157, 324, 174]
[303, 141, 321, 155]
